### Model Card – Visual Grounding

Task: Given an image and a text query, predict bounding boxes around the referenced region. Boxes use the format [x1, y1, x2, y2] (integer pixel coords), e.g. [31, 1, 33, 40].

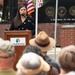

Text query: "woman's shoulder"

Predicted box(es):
[27, 16, 35, 24]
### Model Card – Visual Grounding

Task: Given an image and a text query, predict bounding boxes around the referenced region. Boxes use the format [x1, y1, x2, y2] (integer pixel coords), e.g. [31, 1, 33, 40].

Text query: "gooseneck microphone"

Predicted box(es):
[21, 13, 27, 18]
[21, 13, 25, 16]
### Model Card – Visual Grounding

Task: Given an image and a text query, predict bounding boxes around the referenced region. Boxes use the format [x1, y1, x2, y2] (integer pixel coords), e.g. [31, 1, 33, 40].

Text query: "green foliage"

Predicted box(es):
[43, 0, 49, 5]
[2, 0, 9, 21]
[33, 0, 49, 7]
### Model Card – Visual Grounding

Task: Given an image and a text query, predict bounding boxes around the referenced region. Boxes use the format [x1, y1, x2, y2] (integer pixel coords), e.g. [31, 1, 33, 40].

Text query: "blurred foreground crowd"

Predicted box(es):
[0, 31, 75, 75]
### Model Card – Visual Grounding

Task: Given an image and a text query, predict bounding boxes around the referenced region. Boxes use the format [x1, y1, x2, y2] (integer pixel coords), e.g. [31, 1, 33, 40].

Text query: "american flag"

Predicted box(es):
[38, 0, 43, 8]
[27, 0, 34, 15]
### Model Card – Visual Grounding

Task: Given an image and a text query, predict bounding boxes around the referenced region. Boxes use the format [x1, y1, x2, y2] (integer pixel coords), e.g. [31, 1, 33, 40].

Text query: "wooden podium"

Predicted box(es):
[4, 30, 32, 70]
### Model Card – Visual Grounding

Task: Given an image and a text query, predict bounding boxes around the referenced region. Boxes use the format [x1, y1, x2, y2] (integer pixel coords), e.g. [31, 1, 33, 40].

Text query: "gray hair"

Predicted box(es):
[16, 52, 50, 75]
[0, 41, 15, 58]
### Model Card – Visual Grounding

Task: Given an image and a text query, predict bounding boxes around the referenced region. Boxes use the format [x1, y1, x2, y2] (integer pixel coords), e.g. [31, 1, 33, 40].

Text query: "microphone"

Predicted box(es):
[21, 13, 25, 16]
[21, 13, 27, 18]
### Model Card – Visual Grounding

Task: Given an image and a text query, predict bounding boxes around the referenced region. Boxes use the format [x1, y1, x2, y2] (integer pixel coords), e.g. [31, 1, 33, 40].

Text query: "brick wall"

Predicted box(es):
[0, 24, 10, 39]
[0, 23, 62, 46]
[0, 0, 3, 10]
[60, 25, 75, 48]
[0, 23, 75, 47]
[38, 23, 63, 46]
[0, 0, 3, 5]
[18, 0, 27, 6]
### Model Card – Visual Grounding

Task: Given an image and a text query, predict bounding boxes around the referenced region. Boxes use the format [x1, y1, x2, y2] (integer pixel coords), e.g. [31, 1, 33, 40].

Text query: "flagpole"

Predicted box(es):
[35, 0, 38, 37]
[54, 0, 58, 60]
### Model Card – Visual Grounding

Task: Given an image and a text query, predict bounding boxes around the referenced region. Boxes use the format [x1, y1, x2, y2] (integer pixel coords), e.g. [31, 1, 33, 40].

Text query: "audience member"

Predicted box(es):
[29, 31, 60, 73]
[23, 45, 45, 59]
[23, 45, 59, 75]
[0, 38, 16, 75]
[16, 52, 50, 75]
[58, 45, 75, 75]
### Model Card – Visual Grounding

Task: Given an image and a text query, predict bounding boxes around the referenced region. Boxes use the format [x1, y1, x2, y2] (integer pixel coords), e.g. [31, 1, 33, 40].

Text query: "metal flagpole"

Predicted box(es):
[54, 0, 58, 60]
[35, 0, 38, 37]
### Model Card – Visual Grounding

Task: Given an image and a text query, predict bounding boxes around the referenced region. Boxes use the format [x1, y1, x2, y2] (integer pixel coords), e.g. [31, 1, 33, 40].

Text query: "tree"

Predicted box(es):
[43, 0, 49, 5]
[32, 0, 49, 7]
[2, 0, 9, 21]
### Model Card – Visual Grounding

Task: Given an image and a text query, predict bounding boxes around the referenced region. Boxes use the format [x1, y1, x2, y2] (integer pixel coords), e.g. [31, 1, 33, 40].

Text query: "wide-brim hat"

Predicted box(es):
[29, 31, 56, 52]
[16, 52, 50, 74]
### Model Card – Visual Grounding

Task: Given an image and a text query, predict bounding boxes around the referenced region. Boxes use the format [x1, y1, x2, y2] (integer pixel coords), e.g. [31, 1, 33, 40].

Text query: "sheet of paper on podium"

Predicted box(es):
[10, 37, 26, 46]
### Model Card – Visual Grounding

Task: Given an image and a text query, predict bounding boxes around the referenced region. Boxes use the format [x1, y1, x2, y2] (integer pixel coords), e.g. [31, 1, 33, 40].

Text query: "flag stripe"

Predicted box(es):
[27, 7, 34, 11]
[27, 3, 34, 8]
[38, 0, 43, 8]
[28, 10, 34, 15]
[27, 0, 34, 15]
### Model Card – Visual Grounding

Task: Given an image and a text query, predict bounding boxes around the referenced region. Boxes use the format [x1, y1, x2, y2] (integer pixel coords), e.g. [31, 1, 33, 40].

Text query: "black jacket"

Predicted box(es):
[45, 55, 60, 73]
[9, 17, 35, 35]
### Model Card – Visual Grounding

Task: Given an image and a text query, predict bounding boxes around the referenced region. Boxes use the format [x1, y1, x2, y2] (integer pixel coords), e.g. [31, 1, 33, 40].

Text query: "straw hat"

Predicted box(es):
[16, 52, 50, 74]
[29, 31, 56, 52]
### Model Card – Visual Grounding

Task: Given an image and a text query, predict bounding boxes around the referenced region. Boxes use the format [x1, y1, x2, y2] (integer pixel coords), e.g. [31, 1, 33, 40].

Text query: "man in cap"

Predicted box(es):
[16, 52, 50, 75]
[0, 38, 16, 75]
[29, 31, 60, 73]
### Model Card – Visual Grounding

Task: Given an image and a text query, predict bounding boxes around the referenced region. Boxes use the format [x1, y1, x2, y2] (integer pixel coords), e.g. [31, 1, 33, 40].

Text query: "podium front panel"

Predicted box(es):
[4, 30, 32, 70]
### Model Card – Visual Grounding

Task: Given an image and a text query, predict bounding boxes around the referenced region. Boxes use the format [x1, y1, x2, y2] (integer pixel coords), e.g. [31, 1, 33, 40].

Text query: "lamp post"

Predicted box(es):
[54, 0, 58, 60]
[35, 0, 38, 37]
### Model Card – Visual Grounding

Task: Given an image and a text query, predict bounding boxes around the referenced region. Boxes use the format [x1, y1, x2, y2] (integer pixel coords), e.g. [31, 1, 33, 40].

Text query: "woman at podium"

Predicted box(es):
[9, 4, 35, 35]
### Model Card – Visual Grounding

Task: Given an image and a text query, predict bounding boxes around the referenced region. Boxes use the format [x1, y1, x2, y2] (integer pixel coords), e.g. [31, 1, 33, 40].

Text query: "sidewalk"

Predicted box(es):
[47, 47, 61, 61]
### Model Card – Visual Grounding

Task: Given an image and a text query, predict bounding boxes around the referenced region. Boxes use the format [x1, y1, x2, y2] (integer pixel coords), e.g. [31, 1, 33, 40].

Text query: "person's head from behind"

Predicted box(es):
[23, 45, 46, 60]
[0, 39, 15, 70]
[23, 45, 52, 70]
[16, 52, 50, 75]
[58, 45, 75, 73]
[29, 31, 56, 53]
